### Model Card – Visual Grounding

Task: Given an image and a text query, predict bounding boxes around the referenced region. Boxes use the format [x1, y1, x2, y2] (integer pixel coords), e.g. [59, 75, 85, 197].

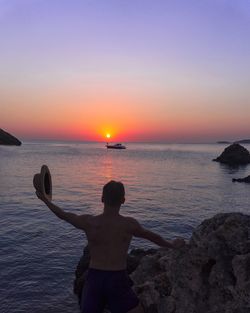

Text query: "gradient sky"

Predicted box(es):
[0, 0, 250, 142]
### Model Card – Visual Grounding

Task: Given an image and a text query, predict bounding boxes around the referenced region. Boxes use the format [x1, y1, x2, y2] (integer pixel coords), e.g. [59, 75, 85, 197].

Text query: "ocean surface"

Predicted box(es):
[1, 142, 250, 313]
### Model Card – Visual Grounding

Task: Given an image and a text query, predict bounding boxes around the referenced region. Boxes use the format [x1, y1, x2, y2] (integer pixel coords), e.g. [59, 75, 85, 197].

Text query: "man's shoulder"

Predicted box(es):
[78, 214, 98, 225]
[84, 214, 100, 222]
[78, 214, 100, 229]
[120, 215, 139, 226]
[79, 213, 93, 219]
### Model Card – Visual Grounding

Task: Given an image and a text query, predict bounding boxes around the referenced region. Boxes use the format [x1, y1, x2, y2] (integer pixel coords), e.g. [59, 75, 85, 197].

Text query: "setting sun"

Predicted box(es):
[106, 133, 111, 139]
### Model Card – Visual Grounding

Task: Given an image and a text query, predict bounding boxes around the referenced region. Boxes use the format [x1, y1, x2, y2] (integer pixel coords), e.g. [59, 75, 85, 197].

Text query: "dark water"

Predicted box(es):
[0, 142, 249, 313]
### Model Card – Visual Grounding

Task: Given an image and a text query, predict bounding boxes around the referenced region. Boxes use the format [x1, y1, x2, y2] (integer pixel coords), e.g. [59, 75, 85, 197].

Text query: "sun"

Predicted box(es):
[106, 133, 111, 139]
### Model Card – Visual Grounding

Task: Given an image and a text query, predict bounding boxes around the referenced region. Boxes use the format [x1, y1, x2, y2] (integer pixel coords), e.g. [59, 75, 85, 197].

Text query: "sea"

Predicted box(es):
[0, 142, 249, 313]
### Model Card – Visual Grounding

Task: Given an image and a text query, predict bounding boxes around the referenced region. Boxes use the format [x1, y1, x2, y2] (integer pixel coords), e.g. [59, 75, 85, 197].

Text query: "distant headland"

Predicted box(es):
[217, 141, 231, 144]
[217, 139, 250, 144]
[235, 139, 250, 144]
[0, 129, 22, 146]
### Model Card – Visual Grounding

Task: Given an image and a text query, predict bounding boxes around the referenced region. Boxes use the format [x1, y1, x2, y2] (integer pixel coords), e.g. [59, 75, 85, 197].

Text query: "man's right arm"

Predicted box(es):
[36, 191, 90, 230]
[128, 217, 185, 249]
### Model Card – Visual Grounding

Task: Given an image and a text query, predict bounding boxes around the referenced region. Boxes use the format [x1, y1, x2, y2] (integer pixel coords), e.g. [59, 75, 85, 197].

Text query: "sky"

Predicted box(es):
[0, 0, 250, 142]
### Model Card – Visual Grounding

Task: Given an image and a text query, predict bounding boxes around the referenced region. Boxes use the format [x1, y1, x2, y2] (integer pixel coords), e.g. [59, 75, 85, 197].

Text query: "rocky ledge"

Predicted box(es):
[74, 213, 250, 313]
[213, 143, 250, 165]
[0, 129, 21, 146]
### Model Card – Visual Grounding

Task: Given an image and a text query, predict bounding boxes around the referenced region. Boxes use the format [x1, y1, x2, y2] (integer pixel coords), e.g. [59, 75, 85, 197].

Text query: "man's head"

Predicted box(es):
[102, 180, 125, 207]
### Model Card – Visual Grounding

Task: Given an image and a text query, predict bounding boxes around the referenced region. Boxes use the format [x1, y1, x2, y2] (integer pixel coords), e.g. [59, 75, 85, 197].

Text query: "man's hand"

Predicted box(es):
[172, 238, 186, 249]
[36, 190, 48, 203]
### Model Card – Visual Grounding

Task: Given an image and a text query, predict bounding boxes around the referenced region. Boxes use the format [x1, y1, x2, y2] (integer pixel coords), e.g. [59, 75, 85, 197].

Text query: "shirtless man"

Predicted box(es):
[36, 180, 185, 313]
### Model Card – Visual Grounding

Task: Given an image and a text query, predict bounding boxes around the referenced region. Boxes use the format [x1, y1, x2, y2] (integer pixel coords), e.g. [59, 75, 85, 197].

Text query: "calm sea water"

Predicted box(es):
[1, 142, 249, 313]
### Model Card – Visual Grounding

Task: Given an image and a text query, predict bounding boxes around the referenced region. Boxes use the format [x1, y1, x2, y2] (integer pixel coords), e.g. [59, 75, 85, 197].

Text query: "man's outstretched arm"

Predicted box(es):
[129, 217, 185, 249]
[36, 191, 90, 230]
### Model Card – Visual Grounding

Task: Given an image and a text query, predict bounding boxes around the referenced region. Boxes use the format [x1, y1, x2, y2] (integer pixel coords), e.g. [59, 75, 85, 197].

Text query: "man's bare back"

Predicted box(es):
[85, 213, 133, 270]
[36, 180, 185, 313]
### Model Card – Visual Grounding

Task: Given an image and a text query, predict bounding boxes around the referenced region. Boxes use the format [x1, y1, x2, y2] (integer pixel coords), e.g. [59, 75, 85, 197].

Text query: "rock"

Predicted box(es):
[127, 248, 157, 275]
[74, 213, 250, 313]
[0, 128, 22, 146]
[232, 175, 250, 183]
[213, 143, 250, 165]
[74, 246, 90, 302]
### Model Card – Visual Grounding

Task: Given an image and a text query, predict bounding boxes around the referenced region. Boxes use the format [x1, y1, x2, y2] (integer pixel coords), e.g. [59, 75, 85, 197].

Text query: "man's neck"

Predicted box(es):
[103, 205, 121, 216]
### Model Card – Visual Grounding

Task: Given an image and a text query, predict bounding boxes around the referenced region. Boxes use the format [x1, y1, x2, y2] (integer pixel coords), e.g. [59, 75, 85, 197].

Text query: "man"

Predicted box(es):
[36, 180, 185, 313]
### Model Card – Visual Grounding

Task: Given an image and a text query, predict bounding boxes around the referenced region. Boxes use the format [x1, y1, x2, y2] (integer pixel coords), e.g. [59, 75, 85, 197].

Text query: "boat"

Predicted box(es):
[106, 143, 126, 149]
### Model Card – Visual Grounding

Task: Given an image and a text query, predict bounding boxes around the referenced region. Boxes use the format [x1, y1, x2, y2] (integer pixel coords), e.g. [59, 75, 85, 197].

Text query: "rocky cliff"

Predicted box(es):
[0, 129, 22, 146]
[74, 213, 250, 313]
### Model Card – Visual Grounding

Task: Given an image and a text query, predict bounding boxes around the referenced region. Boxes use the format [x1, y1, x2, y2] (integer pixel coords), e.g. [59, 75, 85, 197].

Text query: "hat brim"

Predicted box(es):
[33, 165, 52, 201]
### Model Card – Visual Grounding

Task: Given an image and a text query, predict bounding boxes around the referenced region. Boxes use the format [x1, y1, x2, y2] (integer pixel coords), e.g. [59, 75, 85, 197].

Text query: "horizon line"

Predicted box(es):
[19, 138, 250, 145]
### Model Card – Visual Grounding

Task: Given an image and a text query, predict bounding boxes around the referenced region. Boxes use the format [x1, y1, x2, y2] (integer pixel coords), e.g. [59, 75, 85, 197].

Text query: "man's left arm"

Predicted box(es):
[36, 191, 90, 230]
[128, 217, 186, 249]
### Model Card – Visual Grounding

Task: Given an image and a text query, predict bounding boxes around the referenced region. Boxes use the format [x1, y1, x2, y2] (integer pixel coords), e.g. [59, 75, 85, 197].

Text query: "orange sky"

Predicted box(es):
[2, 82, 249, 142]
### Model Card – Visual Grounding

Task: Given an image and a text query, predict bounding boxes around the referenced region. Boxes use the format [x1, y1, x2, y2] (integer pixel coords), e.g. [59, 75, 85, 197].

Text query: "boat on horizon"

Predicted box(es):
[106, 143, 126, 149]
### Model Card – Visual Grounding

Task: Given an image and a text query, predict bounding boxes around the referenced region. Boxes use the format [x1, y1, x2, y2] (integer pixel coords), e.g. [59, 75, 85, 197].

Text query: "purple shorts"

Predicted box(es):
[80, 268, 139, 313]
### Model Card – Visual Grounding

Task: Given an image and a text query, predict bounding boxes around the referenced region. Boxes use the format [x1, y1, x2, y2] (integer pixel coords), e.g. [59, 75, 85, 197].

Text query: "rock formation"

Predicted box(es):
[74, 213, 250, 313]
[232, 175, 250, 183]
[213, 143, 250, 165]
[0, 129, 21, 146]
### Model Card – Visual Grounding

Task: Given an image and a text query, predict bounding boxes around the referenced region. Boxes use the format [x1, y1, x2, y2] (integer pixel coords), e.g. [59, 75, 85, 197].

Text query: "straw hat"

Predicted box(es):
[33, 165, 52, 201]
